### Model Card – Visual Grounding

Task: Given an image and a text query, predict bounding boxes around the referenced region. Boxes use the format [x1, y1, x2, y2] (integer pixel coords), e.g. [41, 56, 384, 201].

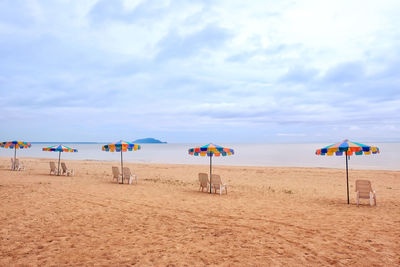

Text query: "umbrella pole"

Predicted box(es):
[13, 147, 17, 171]
[120, 149, 124, 184]
[58, 151, 61, 176]
[209, 154, 212, 194]
[345, 151, 349, 204]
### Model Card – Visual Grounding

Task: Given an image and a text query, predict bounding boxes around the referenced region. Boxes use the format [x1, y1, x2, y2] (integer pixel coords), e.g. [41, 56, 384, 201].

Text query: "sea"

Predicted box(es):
[1, 143, 399, 171]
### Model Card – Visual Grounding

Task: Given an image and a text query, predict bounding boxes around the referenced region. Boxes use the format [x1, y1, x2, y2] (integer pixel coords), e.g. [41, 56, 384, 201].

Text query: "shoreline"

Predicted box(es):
[1, 156, 399, 172]
[2, 143, 398, 171]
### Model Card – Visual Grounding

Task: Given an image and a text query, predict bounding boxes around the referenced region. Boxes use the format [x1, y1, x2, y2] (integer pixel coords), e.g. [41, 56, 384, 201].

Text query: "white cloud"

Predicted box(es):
[0, 0, 399, 142]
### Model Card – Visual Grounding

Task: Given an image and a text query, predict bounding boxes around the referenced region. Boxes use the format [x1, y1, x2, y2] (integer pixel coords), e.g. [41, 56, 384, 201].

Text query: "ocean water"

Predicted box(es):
[0, 143, 399, 171]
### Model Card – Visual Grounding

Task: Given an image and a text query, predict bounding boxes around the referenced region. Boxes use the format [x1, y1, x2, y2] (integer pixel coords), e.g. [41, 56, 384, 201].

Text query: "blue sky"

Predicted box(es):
[1, 0, 399, 143]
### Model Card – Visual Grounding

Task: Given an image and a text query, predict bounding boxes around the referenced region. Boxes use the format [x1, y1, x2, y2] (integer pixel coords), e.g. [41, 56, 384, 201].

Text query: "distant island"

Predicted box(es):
[133, 138, 167, 144]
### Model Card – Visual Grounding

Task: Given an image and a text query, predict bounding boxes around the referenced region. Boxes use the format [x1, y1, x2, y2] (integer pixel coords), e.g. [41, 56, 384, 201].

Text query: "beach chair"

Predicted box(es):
[198, 173, 209, 192]
[11, 158, 15, 170]
[15, 159, 25, 171]
[123, 167, 137, 184]
[49, 161, 58, 175]
[355, 180, 376, 206]
[61, 162, 74, 176]
[112, 166, 122, 182]
[211, 174, 228, 195]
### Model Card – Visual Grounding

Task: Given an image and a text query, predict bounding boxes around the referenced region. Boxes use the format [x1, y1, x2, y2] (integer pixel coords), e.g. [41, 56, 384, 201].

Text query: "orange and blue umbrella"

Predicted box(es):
[43, 144, 78, 176]
[0, 141, 32, 170]
[188, 143, 234, 193]
[316, 139, 380, 204]
[102, 141, 141, 184]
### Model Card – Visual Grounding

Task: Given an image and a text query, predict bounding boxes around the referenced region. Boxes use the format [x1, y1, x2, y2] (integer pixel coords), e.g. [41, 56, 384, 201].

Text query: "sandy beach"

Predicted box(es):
[0, 157, 399, 266]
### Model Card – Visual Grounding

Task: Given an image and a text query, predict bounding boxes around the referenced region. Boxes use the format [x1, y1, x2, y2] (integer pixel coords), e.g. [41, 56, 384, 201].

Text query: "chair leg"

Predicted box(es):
[370, 192, 376, 206]
[356, 191, 360, 206]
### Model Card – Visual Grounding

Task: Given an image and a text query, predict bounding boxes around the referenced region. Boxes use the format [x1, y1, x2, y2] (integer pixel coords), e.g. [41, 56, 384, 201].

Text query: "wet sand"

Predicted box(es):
[0, 157, 399, 266]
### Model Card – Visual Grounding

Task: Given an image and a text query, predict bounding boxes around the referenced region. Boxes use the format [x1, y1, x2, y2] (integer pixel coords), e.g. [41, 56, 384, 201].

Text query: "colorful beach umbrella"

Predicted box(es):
[102, 141, 141, 184]
[42, 145, 78, 176]
[188, 143, 234, 193]
[316, 139, 380, 204]
[0, 141, 32, 170]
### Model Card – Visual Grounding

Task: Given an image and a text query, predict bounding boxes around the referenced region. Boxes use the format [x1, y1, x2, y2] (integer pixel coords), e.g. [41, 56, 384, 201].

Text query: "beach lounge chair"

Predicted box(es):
[198, 173, 209, 192]
[49, 161, 58, 175]
[355, 180, 377, 206]
[112, 166, 122, 182]
[15, 159, 25, 171]
[61, 162, 74, 176]
[211, 174, 228, 195]
[123, 167, 137, 184]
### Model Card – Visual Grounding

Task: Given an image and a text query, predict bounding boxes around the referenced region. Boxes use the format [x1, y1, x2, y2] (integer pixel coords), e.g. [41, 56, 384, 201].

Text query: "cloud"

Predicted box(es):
[156, 24, 232, 60]
[279, 65, 319, 83]
[89, 0, 126, 23]
[0, 0, 399, 142]
[323, 62, 365, 83]
[0, 0, 37, 26]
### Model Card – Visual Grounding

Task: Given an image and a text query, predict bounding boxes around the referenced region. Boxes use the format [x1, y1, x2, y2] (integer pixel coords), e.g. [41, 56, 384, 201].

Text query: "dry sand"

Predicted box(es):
[0, 157, 399, 266]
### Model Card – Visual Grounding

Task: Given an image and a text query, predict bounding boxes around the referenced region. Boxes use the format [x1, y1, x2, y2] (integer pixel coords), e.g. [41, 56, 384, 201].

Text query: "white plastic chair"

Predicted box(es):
[49, 162, 58, 175]
[15, 159, 25, 171]
[355, 180, 376, 206]
[123, 167, 137, 184]
[112, 166, 122, 182]
[198, 173, 209, 192]
[211, 174, 228, 195]
[61, 162, 74, 176]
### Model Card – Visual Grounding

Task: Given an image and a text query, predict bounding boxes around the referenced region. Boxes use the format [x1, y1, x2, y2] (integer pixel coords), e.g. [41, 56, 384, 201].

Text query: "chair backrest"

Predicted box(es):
[123, 167, 131, 177]
[211, 174, 222, 186]
[61, 162, 67, 171]
[50, 161, 56, 171]
[112, 166, 120, 178]
[355, 180, 373, 198]
[198, 173, 209, 187]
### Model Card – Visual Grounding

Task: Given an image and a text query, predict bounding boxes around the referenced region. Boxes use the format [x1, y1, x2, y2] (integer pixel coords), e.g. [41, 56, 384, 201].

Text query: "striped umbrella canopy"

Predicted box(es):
[43, 145, 78, 176]
[316, 139, 380, 204]
[188, 143, 234, 193]
[0, 141, 32, 170]
[102, 141, 141, 184]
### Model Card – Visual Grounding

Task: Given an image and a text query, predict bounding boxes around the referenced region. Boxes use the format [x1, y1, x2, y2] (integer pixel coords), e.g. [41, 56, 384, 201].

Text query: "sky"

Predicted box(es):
[1, 0, 399, 143]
